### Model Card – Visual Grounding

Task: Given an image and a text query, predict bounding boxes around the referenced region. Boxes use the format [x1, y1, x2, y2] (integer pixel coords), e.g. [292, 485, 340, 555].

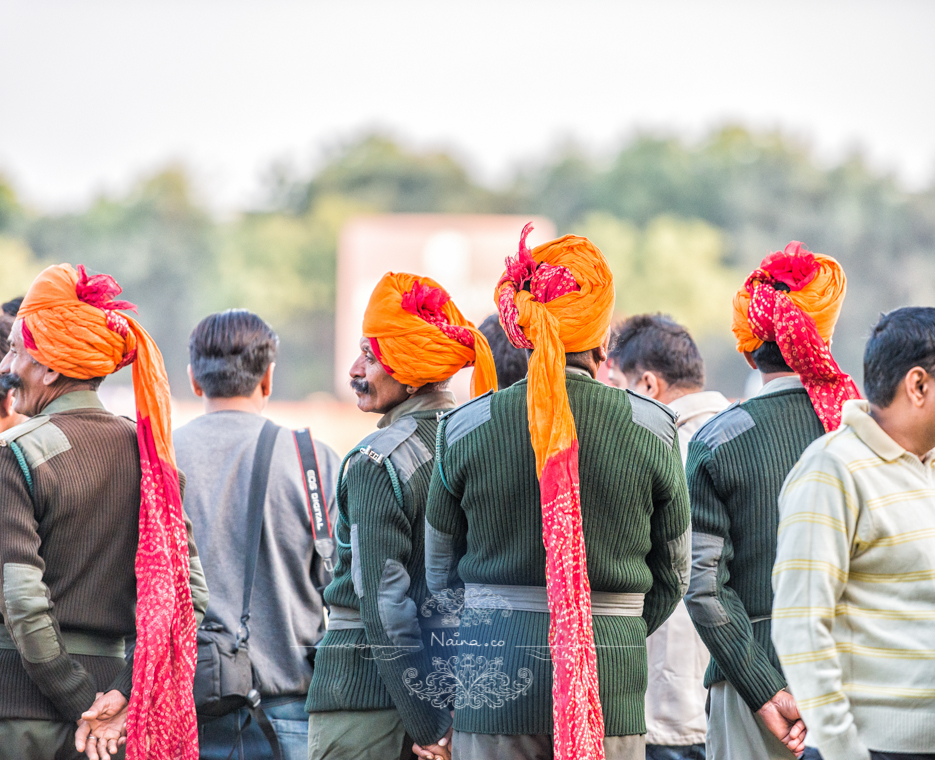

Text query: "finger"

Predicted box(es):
[81, 708, 100, 721]
[75, 721, 91, 752]
[107, 737, 119, 757]
[86, 736, 100, 760]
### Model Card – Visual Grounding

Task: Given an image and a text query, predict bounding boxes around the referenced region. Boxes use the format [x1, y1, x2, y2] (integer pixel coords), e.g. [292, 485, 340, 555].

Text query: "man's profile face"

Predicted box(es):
[348, 336, 411, 414]
[606, 358, 626, 389]
[0, 321, 54, 416]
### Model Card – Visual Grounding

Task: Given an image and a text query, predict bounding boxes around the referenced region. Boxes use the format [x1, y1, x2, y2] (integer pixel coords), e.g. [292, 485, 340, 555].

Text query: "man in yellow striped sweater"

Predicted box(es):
[772, 306, 935, 760]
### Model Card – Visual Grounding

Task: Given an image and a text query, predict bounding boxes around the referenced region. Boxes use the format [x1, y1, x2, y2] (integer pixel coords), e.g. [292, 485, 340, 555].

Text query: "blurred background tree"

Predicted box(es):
[2, 126, 933, 398]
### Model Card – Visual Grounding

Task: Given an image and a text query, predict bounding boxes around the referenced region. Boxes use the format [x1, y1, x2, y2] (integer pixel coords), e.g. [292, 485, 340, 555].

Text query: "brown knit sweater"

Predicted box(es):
[0, 391, 206, 722]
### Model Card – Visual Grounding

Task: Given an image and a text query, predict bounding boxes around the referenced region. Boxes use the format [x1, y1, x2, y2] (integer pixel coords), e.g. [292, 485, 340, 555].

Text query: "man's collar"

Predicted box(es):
[841, 399, 907, 462]
[756, 375, 804, 397]
[377, 390, 458, 429]
[565, 366, 593, 379]
[40, 390, 107, 415]
[668, 390, 731, 422]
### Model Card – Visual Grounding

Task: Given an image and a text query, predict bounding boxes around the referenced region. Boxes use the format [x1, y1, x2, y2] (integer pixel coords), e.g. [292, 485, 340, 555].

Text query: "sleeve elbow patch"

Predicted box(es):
[683, 533, 730, 628]
[378, 559, 423, 651]
[667, 527, 692, 596]
[2, 563, 61, 663]
[424, 521, 455, 597]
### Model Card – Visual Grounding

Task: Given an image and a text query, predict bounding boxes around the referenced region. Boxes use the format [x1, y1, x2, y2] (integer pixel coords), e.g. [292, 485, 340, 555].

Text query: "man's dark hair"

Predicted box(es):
[750, 341, 794, 374]
[2, 297, 22, 318]
[609, 314, 704, 388]
[864, 307, 935, 407]
[478, 314, 527, 388]
[189, 309, 279, 398]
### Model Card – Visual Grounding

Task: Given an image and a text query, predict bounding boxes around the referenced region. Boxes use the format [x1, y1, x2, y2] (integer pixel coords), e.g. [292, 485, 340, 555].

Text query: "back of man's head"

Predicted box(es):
[610, 314, 704, 389]
[478, 313, 528, 388]
[864, 307, 935, 407]
[189, 309, 279, 398]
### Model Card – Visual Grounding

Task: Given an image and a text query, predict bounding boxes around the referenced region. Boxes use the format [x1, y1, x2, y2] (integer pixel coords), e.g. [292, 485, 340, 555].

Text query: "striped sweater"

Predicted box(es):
[772, 399, 935, 760]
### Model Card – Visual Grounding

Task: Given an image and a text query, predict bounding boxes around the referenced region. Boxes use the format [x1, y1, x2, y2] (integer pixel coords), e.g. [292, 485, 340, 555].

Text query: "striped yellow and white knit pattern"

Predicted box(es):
[772, 399, 935, 760]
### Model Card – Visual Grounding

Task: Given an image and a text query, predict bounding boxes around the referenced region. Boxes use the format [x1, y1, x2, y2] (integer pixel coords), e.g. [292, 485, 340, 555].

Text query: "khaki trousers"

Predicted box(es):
[705, 682, 796, 760]
[0, 719, 124, 760]
[451, 731, 645, 760]
[307, 709, 414, 760]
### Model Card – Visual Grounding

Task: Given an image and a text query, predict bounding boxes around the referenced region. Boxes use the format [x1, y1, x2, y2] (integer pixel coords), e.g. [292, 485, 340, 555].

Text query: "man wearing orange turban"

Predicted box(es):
[306, 273, 495, 760]
[685, 242, 859, 760]
[423, 225, 691, 760]
[0, 264, 207, 760]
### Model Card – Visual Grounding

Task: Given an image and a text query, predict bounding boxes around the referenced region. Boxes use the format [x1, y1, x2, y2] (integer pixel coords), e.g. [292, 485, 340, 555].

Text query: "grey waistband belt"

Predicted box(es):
[0, 626, 126, 659]
[464, 584, 645, 616]
[749, 615, 771, 624]
[327, 605, 451, 631]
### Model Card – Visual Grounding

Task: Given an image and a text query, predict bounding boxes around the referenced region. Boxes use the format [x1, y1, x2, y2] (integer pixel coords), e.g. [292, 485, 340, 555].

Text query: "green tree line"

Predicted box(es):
[2, 127, 933, 398]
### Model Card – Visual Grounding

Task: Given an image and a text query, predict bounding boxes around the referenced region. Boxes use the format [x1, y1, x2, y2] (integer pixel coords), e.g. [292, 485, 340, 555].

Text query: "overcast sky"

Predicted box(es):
[1, 0, 933, 212]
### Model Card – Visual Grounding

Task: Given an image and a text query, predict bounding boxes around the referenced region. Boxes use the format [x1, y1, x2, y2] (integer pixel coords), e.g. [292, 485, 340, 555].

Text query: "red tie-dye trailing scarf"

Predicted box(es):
[18, 264, 198, 759]
[496, 224, 607, 760]
[744, 248, 861, 431]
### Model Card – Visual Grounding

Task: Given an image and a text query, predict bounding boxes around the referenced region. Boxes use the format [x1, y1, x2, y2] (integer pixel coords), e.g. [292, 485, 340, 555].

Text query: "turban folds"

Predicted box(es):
[18, 265, 196, 760]
[495, 224, 614, 760]
[731, 242, 860, 431]
[362, 272, 497, 397]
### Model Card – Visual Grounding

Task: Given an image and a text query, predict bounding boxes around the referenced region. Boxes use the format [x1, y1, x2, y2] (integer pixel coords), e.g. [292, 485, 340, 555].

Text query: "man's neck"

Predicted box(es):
[868, 403, 935, 459]
[760, 370, 798, 386]
[657, 385, 703, 405]
[203, 395, 266, 414]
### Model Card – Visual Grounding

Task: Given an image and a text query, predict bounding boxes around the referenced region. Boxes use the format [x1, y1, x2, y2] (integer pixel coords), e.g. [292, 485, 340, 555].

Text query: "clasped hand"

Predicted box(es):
[75, 690, 129, 760]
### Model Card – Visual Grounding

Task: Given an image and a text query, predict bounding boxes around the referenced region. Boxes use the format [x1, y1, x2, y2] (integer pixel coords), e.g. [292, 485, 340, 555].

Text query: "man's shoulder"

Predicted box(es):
[690, 402, 756, 454]
[351, 413, 434, 485]
[0, 411, 135, 470]
[624, 389, 678, 448]
[440, 390, 494, 449]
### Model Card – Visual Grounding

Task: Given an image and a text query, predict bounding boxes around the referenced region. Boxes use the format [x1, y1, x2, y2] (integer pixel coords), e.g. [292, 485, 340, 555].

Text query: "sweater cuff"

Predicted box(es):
[733, 662, 787, 712]
[408, 708, 453, 748]
[108, 660, 134, 700]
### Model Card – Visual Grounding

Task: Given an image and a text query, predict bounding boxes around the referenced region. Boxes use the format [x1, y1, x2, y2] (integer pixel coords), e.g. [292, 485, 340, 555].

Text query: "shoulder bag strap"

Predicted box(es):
[237, 418, 279, 647]
[292, 428, 335, 572]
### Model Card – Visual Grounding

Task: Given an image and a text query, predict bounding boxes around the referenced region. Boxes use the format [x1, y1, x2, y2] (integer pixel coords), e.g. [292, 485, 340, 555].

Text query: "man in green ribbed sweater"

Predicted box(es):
[423, 231, 691, 760]
[306, 272, 496, 760]
[684, 243, 858, 760]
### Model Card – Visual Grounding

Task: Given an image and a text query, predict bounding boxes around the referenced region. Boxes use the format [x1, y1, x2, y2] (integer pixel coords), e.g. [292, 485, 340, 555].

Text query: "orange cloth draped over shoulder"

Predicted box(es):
[362, 272, 497, 396]
[17, 264, 197, 760]
[494, 224, 614, 760]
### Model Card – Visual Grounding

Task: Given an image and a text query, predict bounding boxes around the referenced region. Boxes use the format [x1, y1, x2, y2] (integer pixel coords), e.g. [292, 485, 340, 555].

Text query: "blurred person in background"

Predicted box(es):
[174, 309, 340, 760]
[0, 298, 27, 432]
[773, 307, 935, 760]
[0, 265, 207, 760]
[424, 229, 690, 760]
[684, 243, 859, 760]
[609, 314, 730, 760]
[306, 273, 496, 760]
[478, 313, 528, 388]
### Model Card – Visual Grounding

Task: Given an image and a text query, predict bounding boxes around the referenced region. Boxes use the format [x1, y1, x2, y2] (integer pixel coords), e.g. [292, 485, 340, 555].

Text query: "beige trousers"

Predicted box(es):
[451, 731, 645, 760]
[705, 682, 797, 760]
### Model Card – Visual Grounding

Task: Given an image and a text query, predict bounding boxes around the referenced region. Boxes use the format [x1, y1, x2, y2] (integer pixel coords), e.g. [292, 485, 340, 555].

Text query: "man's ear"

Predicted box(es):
[41, 368, 61, 387]
[594, 345, 607, 366]
[743, 351, 758, 371]
[642, 371, 662, 400]
[906, 367, 929, 408]
[260, 362, 275, 399]
[187, 365, 204, 398]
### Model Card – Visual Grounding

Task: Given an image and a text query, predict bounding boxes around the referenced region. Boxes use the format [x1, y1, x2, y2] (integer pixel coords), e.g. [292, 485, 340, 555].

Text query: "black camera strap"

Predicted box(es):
[292, 428, 335, 573]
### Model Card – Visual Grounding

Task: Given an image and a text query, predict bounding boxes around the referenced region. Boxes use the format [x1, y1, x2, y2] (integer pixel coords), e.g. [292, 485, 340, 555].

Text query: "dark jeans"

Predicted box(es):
[646, 744, 705, 760]
[198, 696, 308, 760]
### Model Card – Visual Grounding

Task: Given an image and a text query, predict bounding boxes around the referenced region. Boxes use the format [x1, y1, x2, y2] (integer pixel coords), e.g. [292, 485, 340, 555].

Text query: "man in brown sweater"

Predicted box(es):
[0, 268, 208, 760]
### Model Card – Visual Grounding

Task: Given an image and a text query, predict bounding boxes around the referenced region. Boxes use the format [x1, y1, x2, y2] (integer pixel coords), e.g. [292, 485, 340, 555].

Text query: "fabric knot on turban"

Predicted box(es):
[494, 223, 614, 760]
[732, 242, 860, 431]
[18, 264, 197, 760]
[362, 272, 497, 397]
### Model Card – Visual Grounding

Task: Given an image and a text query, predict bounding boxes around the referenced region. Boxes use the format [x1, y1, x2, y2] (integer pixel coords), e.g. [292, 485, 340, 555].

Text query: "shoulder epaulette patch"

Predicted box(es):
[351, 416, 419, 467]
[626, 390, 677, 448]
[444, 391, 493, 448]
[692, 402, 755, 451]
[0, 415, 71, 468]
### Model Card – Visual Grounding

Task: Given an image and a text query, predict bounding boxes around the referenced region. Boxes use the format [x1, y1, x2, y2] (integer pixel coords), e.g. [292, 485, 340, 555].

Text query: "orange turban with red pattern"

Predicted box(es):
[495, 224, 614, 760]
[17, 264, 197, 760]
[362, 272, 497, 397]
[731, 242, 859, 431]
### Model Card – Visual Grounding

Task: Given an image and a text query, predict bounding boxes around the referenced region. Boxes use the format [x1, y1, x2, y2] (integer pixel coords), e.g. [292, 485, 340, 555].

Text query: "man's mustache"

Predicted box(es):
[0, 373, 22, 392]
[349, 377, 370, 395]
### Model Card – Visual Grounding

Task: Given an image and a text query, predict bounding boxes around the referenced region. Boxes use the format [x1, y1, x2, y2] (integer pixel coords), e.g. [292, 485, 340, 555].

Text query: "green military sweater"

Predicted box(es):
[306, 392, 456, 747]
[424, 370, 691, 737]
[684, 377, 825, 712]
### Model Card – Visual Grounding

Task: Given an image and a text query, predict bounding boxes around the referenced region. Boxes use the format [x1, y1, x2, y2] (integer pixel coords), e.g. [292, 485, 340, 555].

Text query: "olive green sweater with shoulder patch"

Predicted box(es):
[306, 392, 457, 747]
[424, 371, 691, 737]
